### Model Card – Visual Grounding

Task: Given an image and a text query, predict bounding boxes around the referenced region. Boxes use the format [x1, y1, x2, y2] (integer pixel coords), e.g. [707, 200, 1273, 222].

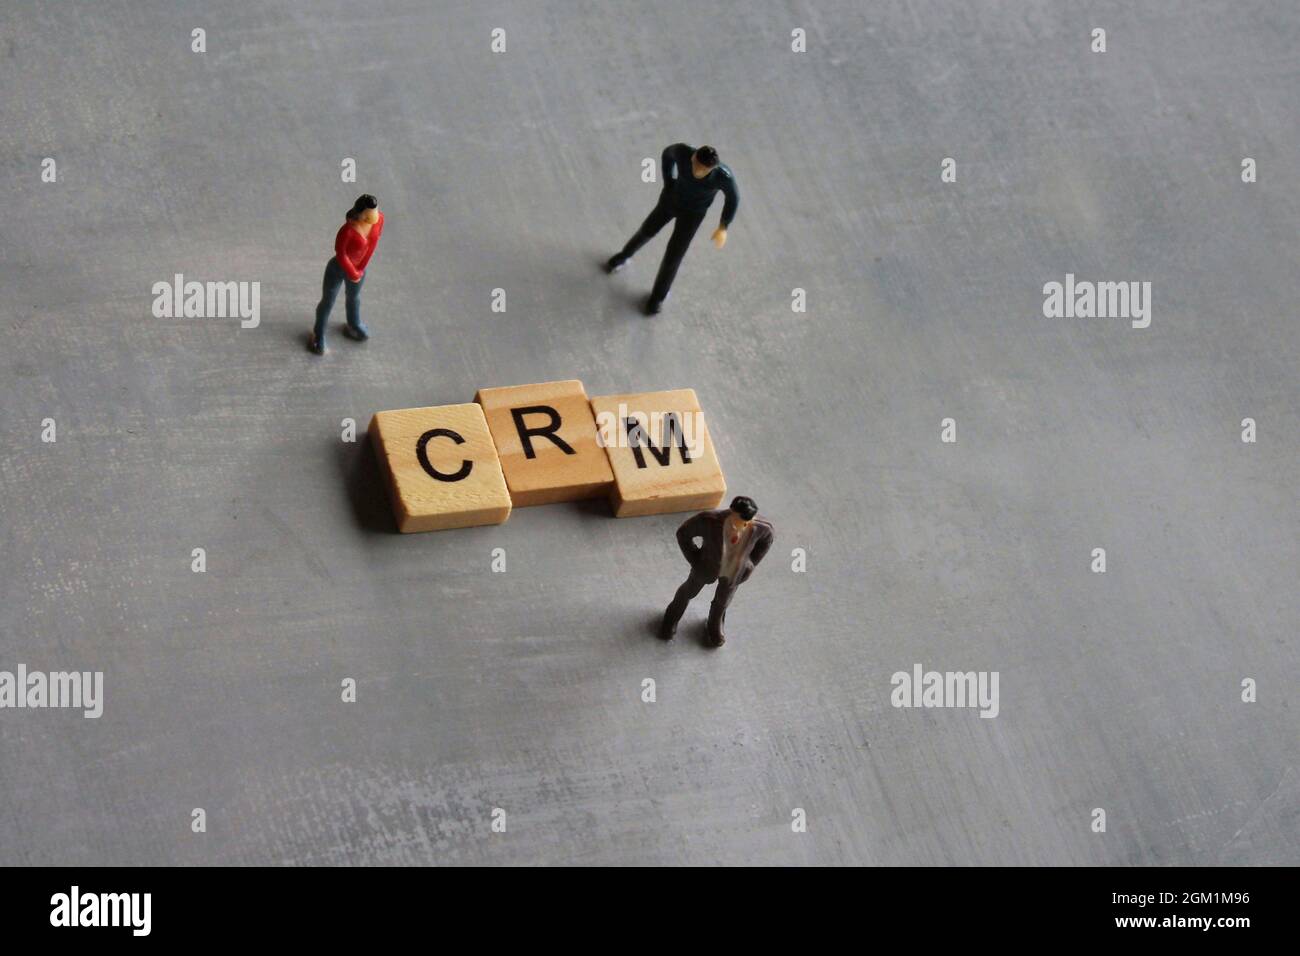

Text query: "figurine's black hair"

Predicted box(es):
[695, 145, 720, 168]
[346, 194, 379, 220]
[729, 496, 758, 520]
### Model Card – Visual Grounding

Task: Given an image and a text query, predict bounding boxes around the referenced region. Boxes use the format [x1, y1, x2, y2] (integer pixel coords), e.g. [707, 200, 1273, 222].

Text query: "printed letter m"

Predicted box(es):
[623, 413, 693, 469]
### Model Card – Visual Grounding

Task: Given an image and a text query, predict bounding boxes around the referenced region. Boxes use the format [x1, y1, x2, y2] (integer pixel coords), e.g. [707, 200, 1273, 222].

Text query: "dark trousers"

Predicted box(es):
[620, 198, 707, 303]
[663, 572, 737, 639]
[313, 257, 365, 344]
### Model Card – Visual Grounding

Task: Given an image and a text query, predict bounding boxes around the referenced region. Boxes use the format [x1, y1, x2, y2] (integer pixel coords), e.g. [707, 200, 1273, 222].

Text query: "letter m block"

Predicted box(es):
[589, 388, 726, 517]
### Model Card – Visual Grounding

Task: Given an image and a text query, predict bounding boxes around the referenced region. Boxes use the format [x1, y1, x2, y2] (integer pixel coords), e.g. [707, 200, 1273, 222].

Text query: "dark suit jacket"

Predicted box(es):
[676, 509, 774, 585]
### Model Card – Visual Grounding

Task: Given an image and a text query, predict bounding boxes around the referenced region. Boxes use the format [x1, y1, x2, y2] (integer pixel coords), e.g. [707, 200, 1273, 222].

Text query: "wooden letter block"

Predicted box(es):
[369, 404, 512, 532]
[474, 379, 614, 507]
[589, 388, 726, 517]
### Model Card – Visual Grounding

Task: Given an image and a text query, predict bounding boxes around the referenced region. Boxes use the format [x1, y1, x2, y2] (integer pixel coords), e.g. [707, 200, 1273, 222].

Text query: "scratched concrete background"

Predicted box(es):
[0, 0, 1296, 866]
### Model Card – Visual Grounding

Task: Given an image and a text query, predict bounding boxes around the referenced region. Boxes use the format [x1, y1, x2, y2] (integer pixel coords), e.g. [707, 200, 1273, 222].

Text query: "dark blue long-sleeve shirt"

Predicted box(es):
[661, 143, 739, 227]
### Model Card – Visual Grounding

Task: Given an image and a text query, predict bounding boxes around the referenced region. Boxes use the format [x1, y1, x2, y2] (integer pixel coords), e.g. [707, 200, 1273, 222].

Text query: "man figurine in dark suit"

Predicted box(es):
[660, 495, 774, 648]
[606, 143, 739, 315]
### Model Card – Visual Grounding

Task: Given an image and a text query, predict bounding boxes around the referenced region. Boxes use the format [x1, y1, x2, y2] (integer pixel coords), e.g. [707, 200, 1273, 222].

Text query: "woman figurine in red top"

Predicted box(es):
[309, 194, 385, 355]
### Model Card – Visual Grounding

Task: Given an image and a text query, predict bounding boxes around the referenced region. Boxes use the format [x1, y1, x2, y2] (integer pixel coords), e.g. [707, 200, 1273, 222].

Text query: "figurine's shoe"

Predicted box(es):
[308, 334, 326, 356]
[604, 254, 628, 274]
[342, 324, 370, 341]
[643, 297, 663, 316]
[658, 618, 677, 641]
[704, 631, 726, 648]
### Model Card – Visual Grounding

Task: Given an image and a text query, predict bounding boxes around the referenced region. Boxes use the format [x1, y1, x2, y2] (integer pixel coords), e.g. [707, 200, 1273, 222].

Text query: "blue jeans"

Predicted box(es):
[313, 257, 365, 344]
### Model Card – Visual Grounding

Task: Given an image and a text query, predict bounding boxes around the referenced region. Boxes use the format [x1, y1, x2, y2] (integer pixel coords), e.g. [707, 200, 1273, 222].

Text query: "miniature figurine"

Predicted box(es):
[309, 194, 384, 355]
[606, 144, 738, 315]
[660, 495, 772, 647]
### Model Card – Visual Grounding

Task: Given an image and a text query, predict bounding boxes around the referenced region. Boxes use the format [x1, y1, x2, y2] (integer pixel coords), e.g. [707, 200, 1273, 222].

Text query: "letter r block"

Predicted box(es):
[589, 388, 726, 517]
[475, 380, 613, 506]
[369, 404, 512, 532]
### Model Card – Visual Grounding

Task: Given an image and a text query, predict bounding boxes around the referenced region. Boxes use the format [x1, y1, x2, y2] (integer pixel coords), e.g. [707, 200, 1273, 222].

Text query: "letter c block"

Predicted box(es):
[369, 404, 512, 532]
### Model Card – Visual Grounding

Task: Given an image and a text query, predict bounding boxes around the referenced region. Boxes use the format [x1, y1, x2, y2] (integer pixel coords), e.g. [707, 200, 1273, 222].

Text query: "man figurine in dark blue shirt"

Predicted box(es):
[606, 144, 739, 315]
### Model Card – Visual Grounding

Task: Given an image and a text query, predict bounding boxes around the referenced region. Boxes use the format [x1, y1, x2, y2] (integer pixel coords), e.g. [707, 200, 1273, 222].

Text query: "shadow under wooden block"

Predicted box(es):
[589, 388, 726, 517]
[369, 404, 512, 532]
[475, 379, 614, 507]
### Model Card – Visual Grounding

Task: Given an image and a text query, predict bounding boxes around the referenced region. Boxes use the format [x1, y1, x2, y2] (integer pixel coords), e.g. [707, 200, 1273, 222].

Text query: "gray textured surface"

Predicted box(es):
[1, 0, 1296, 866]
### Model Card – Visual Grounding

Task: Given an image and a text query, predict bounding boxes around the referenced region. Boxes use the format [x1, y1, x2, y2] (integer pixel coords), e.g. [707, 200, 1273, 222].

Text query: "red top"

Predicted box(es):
[334, 211, 384, 281]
